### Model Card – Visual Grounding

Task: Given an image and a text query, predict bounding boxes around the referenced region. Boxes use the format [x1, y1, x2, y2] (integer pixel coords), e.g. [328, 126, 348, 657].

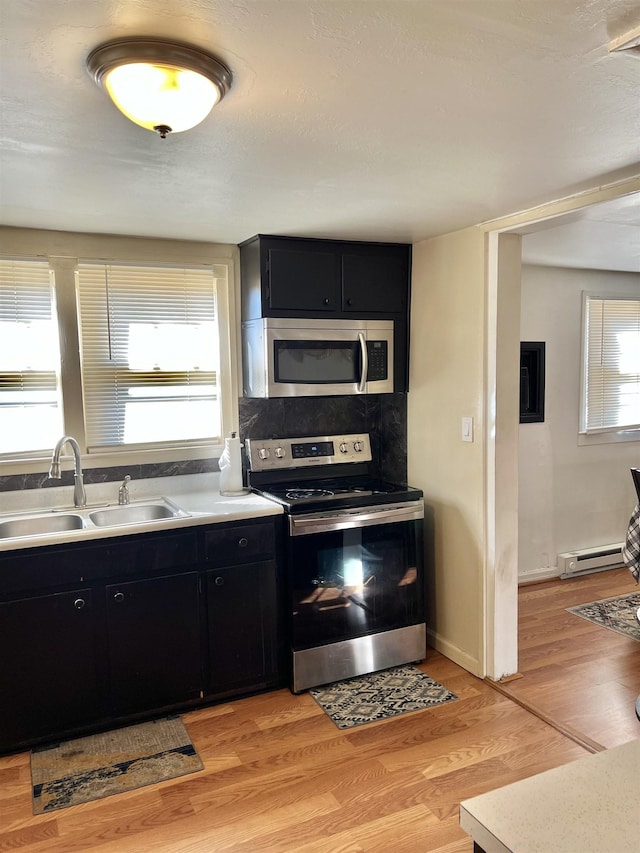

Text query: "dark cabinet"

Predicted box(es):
[240, 234, 411, 391]
[106, 572, 202, 715]
[240, 235, 410, 319]
[268, 246, 341, 312]
[206, 561, 279, 695]
[341, 252, 408, 313]
[0, 589, 100, 751]
[0, 516, 283, 753]
[203, 519, 281, 697]
[203, 520, 276, 565]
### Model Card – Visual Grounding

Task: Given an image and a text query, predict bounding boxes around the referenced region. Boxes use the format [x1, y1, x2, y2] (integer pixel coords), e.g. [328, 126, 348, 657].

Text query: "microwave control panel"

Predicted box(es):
[366, 341, 388, 381]
[246, 433, 372, 471]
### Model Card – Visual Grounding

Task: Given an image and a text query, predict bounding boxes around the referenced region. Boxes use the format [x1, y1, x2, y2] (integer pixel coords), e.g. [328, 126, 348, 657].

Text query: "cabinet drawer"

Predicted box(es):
[0, 529, 199, 596]
[204, 522, 275, 566]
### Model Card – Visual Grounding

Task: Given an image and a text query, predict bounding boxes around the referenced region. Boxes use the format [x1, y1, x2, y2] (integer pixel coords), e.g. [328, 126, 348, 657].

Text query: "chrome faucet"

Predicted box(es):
[118, 475, 131, 505]
[48, 435, 87, 507]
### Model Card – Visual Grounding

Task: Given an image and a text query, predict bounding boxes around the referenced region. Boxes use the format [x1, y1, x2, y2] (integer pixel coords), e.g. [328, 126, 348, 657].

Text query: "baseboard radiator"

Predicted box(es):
[558, 543, 624, 578]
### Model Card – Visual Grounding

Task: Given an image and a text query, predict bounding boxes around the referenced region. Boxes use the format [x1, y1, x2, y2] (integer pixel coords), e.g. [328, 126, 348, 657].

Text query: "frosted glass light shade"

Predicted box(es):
[87, 38, 232, 137]
[104, 64, 219, 133]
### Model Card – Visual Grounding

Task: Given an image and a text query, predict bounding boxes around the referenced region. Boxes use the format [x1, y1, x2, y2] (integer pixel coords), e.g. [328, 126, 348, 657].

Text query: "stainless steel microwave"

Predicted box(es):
[242, 318, 394, 398]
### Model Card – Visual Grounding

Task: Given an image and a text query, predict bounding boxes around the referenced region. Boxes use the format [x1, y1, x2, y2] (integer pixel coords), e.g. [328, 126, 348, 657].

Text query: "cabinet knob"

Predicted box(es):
[346, 298, 353, 306]
[214, 576, 225, 586]
[113, 591, 125, 603]
[323, 297, 330, 305]
[74, 598, 86, 610]
[238, 537, 249, 548]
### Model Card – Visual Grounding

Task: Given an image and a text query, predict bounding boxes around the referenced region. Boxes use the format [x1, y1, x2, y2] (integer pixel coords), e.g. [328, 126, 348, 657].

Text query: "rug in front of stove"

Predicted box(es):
[310, 664, 458, 729]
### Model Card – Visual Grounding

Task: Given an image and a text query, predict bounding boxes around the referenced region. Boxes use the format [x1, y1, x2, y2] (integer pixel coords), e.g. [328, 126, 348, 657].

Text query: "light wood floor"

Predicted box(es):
[498, 566, 640, 751]
[1, 570, 637, 852]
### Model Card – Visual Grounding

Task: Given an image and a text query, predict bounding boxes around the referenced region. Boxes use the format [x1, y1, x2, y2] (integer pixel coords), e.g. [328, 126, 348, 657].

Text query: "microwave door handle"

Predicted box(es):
[357, 332, 368, 393]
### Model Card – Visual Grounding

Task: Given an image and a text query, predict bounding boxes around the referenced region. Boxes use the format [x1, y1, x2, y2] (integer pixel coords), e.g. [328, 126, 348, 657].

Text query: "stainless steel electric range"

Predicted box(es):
[245, 433, 426, 692]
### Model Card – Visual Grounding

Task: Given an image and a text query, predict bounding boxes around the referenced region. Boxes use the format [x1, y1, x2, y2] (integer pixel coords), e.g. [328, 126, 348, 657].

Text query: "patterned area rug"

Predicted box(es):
[310, 665, 458, 729]
[567, 591, 640, 642]
[31, 715, 203, 814]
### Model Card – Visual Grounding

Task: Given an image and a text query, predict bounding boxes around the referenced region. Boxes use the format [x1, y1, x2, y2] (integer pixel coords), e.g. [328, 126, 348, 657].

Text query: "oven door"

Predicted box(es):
[287, 502, 424, 654]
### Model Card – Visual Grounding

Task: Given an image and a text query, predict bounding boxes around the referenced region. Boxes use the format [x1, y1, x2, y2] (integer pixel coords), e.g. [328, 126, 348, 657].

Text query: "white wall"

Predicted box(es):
[408, 226, 487, 676]
[518, 265, 640, 582]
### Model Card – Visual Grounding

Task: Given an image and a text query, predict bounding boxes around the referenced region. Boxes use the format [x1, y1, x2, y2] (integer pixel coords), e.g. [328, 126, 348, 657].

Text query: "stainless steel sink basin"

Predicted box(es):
[0, 514, 84, 539]
[0, 496, 189, 543]
[88, 502, 183, 527]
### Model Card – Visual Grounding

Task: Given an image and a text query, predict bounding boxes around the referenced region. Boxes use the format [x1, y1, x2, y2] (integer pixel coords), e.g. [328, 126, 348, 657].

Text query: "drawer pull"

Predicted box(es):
[238, 537, 249, 548]
[214, 576, 225, 586]
[113, 591, 125, 603]
[74, 598, 86, 610]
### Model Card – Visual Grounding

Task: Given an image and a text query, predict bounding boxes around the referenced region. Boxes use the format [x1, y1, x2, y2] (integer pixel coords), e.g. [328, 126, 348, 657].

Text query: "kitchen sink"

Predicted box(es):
[0, 497, 190, 543]
[0, 514, 85, 539]
[89, 502, 182, 527]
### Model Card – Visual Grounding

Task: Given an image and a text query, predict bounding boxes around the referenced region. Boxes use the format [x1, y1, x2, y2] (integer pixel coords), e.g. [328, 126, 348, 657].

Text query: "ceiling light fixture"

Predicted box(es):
[86, 37, 232, 138]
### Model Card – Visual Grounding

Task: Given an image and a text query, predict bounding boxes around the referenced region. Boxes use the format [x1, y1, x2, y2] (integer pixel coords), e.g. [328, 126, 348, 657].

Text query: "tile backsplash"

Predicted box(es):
[0, 394, 408, 494]
[239, 393, 407, 483]
[0, 459, 218, 494]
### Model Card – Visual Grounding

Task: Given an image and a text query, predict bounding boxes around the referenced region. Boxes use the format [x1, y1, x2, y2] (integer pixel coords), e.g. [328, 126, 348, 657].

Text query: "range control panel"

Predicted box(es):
[245, 433, 372, 471]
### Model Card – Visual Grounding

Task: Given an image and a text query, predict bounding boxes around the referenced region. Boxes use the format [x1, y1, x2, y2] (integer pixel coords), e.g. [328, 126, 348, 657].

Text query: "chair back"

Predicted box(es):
[632, 468, 640, 501]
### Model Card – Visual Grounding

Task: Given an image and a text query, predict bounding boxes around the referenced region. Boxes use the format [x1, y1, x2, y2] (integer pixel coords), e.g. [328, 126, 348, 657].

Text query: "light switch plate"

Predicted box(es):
[462, 417, 474, 442]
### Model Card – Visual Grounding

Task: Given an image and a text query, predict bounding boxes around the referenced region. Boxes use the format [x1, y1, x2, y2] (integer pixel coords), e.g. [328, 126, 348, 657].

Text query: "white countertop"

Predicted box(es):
[0, 473, 283, 553]
[459, 738, 640, 853]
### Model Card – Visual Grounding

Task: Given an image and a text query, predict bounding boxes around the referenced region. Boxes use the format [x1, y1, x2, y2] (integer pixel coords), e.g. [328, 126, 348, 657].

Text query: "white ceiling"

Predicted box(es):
[520, 192, 640, 272]
[1, 1, 639, 270]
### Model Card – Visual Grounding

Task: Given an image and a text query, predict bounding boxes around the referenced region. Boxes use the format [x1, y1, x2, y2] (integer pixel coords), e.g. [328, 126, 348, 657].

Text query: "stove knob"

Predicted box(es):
[339, 442, 349, 454]
[258, 448, 270, 460]
[353, 440, 364, 452]
[274, 447, 286, 459]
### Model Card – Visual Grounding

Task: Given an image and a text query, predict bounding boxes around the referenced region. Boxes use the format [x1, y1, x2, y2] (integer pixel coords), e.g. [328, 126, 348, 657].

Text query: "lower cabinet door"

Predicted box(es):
[106, 572, 202, 715]
[207, 561, 279, 695]
[0, 589, 100, 751]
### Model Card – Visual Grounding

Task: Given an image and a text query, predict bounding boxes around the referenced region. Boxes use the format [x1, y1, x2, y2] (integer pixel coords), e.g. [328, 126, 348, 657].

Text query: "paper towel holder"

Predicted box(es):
[219, 431, 251, 497]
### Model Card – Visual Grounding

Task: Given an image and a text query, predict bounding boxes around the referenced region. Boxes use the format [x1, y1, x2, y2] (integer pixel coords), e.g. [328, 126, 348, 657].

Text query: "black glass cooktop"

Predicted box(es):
[252, 477, 423, 514]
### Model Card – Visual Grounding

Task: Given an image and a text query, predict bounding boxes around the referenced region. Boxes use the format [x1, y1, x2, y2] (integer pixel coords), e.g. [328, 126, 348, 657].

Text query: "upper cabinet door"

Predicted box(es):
[267, 247, 340, 312]
[341, 251, 408, 313]
[239, 234, 411, 358]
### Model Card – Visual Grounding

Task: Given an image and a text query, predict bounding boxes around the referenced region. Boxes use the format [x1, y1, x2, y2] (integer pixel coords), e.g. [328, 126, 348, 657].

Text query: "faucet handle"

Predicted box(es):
[118, 475, 131, 505]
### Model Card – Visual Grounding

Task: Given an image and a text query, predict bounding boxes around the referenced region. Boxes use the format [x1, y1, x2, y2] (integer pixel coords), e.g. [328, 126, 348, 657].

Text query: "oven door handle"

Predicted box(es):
[289, 501, 424, 536]
[357, 332, 368, 393]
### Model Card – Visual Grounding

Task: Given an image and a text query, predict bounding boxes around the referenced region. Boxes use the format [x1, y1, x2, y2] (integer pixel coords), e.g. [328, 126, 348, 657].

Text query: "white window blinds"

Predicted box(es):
[76, 262, 222, 452]
[582, 294, 640, 433]
[0, 258, 63, 454]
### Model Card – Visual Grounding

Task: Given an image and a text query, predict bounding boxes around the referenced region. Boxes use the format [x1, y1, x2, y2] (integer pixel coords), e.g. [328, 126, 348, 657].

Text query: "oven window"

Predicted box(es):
[274, 340, 360, 384]
[288, 520, 424, 650]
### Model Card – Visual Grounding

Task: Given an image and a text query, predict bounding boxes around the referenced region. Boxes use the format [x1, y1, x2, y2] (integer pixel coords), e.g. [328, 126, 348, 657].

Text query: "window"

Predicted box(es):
[0, 246, 234, 469]
[581, 293, 640, 434]
[77, 262, 222, 452]
[0, 259, 63, 454]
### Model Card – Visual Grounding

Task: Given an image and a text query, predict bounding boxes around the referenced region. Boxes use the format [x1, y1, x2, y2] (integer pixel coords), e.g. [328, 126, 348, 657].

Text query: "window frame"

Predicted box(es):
[579, 290, 640, 446]
[76, 260, 226, 454]
[0, 240, 239, 474]
[0, 257, 64, 457]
